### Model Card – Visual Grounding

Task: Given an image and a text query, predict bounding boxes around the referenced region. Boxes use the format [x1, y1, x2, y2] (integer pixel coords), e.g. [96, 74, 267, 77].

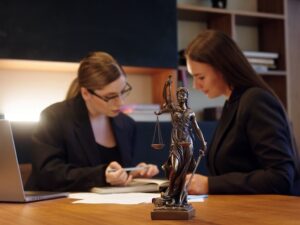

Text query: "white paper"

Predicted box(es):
[68, 192, 207, 204]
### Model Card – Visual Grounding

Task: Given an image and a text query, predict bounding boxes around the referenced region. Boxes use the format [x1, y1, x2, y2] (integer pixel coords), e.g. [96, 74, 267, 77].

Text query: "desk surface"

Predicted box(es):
[0, 195, 299, 225]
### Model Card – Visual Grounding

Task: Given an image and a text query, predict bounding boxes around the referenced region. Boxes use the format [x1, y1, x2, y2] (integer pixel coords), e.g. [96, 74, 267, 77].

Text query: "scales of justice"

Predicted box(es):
[150, 75, 207, 220]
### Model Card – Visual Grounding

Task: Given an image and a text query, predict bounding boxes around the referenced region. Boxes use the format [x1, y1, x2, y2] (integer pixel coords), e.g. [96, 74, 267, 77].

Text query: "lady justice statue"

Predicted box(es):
[151, 75, 207, 220]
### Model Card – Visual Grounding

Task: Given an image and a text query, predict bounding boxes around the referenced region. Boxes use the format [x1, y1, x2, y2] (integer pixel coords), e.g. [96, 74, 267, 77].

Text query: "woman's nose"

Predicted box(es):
[116, 95, 126, 106]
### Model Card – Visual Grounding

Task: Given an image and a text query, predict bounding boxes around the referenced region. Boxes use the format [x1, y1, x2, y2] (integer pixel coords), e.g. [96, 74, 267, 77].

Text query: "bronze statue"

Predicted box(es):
[151, 75, 207, 220]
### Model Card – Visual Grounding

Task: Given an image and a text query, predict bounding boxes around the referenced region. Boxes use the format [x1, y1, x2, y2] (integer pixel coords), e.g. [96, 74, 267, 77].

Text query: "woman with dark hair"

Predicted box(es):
[26, 52, 158, 191]
[185, 30, 300, 195]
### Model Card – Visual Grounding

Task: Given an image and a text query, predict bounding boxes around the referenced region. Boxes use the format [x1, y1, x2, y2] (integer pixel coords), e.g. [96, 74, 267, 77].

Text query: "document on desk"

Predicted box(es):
[68, 192, 208, 204]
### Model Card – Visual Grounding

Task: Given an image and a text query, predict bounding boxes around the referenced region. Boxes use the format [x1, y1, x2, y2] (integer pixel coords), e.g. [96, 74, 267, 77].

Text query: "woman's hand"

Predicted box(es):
[130, 162, 159, 178]
[186, 173, 209, 195]
[105, 161, 132, 186]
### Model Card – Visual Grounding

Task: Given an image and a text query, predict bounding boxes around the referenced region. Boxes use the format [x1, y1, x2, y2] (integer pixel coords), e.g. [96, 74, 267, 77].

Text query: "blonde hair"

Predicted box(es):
[66, 52, 125, 100]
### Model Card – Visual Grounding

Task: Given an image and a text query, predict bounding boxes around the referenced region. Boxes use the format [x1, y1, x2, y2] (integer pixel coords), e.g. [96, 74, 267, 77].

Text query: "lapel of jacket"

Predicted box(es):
[73, 95, 99, 165]
[208, 88, 244, 174]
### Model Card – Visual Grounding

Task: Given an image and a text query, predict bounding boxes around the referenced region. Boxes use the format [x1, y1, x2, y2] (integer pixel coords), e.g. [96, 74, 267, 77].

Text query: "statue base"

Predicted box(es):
[151, 205, 195, 220]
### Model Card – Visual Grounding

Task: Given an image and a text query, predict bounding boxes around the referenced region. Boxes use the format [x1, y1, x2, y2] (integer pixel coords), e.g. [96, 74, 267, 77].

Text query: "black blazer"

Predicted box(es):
[207, 87, 300, 195]
[26, 95, 136, 191]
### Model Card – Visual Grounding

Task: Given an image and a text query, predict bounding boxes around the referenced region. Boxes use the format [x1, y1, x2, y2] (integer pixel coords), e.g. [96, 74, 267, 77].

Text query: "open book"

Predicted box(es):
[90, 178, 169, 194]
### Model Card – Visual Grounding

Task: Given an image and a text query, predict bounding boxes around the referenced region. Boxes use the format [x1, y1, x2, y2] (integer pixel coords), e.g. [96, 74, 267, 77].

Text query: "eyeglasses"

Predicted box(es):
[87, 82, 132, 104]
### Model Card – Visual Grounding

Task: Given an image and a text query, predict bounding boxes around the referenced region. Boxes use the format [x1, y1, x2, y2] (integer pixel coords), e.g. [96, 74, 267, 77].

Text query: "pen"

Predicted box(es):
[107, 165, 150, 173]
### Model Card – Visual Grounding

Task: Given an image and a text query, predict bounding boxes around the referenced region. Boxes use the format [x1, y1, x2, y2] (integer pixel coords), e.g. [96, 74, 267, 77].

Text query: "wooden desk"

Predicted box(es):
[0, 195, 299, 225]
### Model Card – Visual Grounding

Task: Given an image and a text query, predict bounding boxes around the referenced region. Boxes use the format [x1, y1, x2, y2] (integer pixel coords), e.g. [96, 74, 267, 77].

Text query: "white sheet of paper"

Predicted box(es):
[68, 192, 207, 204]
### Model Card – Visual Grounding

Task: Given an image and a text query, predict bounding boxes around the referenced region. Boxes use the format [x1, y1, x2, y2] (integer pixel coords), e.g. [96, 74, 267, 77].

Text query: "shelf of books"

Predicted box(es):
[121, 104, 171, 122]
[177, 0, 287, 107]
[243, 51, 285, 76]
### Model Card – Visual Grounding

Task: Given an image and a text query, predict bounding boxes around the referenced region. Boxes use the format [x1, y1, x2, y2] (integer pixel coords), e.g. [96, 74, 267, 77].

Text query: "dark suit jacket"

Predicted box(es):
[207, 87, 300, 195]
[26, 95, 136, 192]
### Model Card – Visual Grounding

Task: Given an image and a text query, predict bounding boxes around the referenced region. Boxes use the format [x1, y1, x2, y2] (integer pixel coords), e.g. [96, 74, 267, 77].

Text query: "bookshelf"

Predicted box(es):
[123, 66, 177, 105]
[0, 59, 176, 106]
[177, 0, 288, 107]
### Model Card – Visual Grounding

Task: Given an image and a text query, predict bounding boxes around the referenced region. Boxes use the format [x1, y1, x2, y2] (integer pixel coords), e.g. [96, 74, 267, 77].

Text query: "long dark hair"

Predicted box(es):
[185, 30, 276, 97]
[186, 30, 300, 178]
[66, 51, 125, 99]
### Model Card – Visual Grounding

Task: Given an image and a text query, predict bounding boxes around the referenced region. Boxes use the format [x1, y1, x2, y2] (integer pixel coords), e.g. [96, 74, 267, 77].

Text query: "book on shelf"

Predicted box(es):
[252, 64, 269, 73]
[178, 68, 188, 87]
[247, 57, 275, 65]
[251, 64, 277, 73]
[121, 104, 160, 114]
[126, 112, 171, 122]
[243, 51, 279, 59]
[90, 178, 169, 194]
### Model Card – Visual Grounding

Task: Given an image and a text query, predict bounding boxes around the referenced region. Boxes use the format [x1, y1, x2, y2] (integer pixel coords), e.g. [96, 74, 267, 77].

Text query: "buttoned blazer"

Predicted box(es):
[26, 95, 136, 191]
[207, 87, 299, 195]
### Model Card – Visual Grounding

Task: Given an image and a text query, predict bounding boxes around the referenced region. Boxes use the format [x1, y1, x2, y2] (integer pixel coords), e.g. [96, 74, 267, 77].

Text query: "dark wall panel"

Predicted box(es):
[0, 0, 177, 68]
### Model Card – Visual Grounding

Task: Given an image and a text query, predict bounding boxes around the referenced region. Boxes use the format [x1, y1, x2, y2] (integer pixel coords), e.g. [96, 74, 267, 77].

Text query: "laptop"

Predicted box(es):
[0, 119, 68, 202]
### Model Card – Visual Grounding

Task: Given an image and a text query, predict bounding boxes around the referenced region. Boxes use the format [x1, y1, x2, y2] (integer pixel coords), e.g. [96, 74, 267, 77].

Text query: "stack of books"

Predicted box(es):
[243, 51, 279, 73]
[121, 104, 171, 122]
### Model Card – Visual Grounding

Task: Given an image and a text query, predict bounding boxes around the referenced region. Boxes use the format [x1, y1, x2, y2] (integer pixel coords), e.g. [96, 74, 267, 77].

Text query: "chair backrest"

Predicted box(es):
[11, 122, 37, 164]
[11, 122, 37, 184]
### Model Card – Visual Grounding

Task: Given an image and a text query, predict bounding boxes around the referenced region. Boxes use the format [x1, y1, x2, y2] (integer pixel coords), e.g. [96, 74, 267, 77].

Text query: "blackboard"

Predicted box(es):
[0, 0, 177, 68]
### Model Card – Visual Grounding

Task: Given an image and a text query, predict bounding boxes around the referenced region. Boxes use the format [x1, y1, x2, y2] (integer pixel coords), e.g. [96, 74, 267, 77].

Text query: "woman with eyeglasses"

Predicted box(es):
[26, 51, 159, 191]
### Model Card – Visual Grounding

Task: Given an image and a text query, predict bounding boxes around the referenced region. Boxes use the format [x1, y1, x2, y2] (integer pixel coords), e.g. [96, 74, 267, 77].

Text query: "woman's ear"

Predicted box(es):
[80, 87, 91, 101]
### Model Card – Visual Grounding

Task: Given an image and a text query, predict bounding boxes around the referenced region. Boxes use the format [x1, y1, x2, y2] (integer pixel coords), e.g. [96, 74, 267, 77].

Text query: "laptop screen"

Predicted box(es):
[0, 120, 68, 202]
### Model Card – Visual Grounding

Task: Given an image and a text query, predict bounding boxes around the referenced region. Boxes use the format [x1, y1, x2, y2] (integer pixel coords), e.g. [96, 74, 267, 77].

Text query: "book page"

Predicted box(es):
[90, 179, 169, 194]
[130, 178, 168, 186]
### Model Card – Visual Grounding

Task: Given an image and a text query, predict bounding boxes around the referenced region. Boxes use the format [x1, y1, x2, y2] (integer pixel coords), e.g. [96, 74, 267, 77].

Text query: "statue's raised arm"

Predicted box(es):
[155, 75, 174, 115]
[163, 75, 173, 106]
